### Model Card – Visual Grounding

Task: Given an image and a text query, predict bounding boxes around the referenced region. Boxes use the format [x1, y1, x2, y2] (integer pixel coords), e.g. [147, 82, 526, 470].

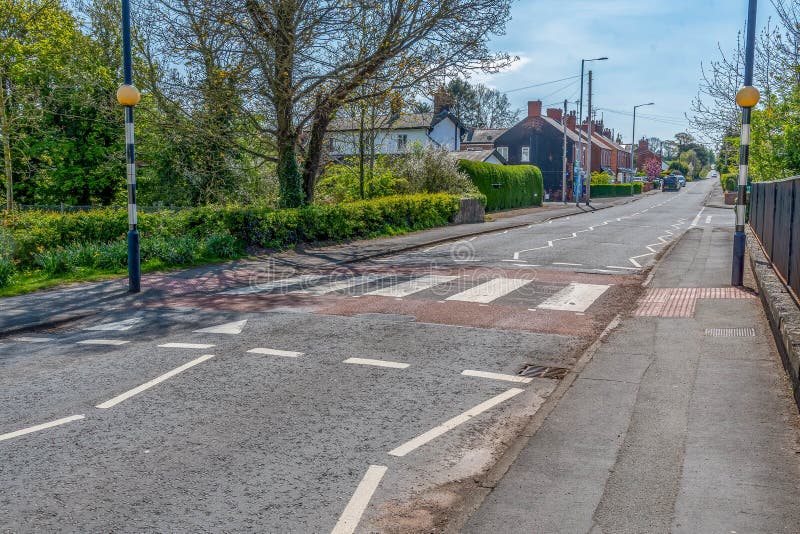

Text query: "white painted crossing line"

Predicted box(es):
[77, 339, 130, 346]
[553, 262, 583, 266]
[159, 343, 216, 349]
[461, 369, 532, 384]
[221, 274, 326, 295]
[607, 265, 639, 271]
[85, 317, 142, 331]
[12, 336, 52, 343]
[247, 347, 304, 358]
[330, 465, 388, 534]
[537, 283, 610, 312]
[705, 215, 713, 224]
[293, 274, 387, 296]
[96, 354, 214, 409]
[344, 358, 409, 369]
[388, 388, 524, 457]
[365, 275, 457, 298]
[446, 278, 531, 304]
[0, 414, 85, 442]
[194, 320, 247, 335]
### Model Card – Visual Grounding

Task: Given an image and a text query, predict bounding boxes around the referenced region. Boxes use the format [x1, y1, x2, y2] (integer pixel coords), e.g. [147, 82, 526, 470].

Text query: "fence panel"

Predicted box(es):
[751, 183, 761, 235]
[762, 182, 777, 260]
[791, 180, 800, 297]
[772, 181, 794, 281]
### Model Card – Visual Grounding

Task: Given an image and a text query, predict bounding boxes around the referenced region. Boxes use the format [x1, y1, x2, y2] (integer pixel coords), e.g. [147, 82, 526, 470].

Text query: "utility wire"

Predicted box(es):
[505, 74, 582, 94]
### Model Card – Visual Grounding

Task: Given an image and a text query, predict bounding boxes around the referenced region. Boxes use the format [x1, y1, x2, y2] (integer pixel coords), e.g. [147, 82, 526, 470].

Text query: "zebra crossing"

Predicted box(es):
[218, 272, 613, 313]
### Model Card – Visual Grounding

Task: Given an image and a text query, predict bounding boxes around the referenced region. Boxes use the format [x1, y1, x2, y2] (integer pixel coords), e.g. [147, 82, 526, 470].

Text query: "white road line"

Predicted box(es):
[330, 465, 388, 534]
[461, 369, 532, 384]
[606, 266, 639, 271]
[85, 318, 142, 331]
[629, 257, 642, 268]
[159, 343, 216, 349]
[77, 339, 130, 346]
[0, 415, 85, 442]
[343, 358, 409, 369]
[446, 278, 531, 304]
[628, 252, 655, 268]
[221, 274, 326, 295]
[553, 262, 583, 266]
[96, 354, 214, 409]
[388, 388, 524, 457]
[12, 337, 52, 343]
[537, 283, 610, 312]
[194, 320, 247, 335]
[247, 348, 304, 358]
[293, 274, 387, 296]
[705, 215, 713, 224]
[365, 275, 457, 298]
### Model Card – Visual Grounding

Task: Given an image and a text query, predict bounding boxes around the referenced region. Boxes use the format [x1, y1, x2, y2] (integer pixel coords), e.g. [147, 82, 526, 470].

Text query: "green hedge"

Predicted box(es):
[590, 184, 635, 198]
[0, 194, 463, 268]
[458, 160, 543, 211]
[632, 182, 643, 194]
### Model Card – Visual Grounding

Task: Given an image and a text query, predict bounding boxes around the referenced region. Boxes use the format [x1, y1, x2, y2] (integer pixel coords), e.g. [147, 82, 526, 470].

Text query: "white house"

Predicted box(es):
[325, 109, 467, 158]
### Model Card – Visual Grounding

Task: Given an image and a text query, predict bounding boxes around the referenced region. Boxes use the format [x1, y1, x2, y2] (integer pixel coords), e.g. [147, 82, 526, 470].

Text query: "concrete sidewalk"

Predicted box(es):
[463, 226, 800, 533]
[0, 193, 654, 336]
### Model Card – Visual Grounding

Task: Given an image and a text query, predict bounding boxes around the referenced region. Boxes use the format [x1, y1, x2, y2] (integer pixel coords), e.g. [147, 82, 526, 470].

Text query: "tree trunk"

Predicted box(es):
[0, 73, 13, 211]
[358, 104, 365, 199]
[302, 105, 335, 204]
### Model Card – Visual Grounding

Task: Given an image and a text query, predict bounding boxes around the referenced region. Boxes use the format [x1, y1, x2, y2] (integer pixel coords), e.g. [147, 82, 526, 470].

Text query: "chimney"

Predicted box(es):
[638, 138, 648, 150]
[566, 111, 576, 131]
[527, 100, 542, 118]
[433, 86, 451, 114]
[603, 128, 612, 139]
[546, 108, 562, 122]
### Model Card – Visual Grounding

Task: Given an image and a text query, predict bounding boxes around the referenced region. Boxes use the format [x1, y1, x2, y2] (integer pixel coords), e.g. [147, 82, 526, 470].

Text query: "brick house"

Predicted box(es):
[634, 138, 662, 172]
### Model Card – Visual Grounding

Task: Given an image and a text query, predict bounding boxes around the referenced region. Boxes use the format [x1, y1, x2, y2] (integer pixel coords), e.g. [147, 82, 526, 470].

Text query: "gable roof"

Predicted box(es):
[540, 116, 581, 143]
[465, 128, 509, 144]
[326, 109, 466, 134]
[451, 149, 507, 164]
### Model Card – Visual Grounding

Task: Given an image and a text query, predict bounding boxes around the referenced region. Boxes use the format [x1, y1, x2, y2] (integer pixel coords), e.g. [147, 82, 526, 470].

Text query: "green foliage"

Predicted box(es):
[393, 144, 477, 195]
[590, 171, 611, 185]
[204, 233, 242, 259]
[668, 161, 689, 175]
[590, 184, 634, 198]
[458, 161, 543, 211]
[0, 258, 14, 288]
[33, 247, 73, 274]
[632, 182, 643, 194]
[722, 173, 738, 192]
[316, 157, 409, 203]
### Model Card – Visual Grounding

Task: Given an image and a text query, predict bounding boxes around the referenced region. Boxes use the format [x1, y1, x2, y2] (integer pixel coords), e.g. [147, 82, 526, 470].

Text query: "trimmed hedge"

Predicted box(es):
[458, 160, 543, 211]
[590, 184, 635, 198]
[1, 194, 464, 267]
[632, 182, 643, 194]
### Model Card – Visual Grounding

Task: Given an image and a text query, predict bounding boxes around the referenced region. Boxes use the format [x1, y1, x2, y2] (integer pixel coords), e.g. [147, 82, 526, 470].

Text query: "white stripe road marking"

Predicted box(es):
[705, 215, 713, 224]
[292, 274, 387, 296]
[77, 339, 130, 346]
[461, 370, 532, 384]
[365, 275, 457, 298]
[330, 465, 388, 534]
[552, 262, 583, 266]
[194, 320, 247, 335]
[537, 283, 610, 312]
[221, 274, 327, 295]
[691, 207, 705, 227]
[629, 252, 655, 268]
[85, 318, 142, 331]
[96, 354, 214, 409]
[343, 358, 409, 369]
[12, 337, 53, 343]
[606, 266, 639, 270]
[446, 278, 531, 304]
[0, 415, 85, 442]
[159, 343, 216, 349]
[247, 347, 304, 358]
[388, 388, 524, 457]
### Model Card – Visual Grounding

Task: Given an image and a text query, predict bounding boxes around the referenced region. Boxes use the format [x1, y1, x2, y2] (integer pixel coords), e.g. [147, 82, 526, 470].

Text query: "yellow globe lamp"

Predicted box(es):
[736, 85, 760, 108]
[116, 84, 141, 106]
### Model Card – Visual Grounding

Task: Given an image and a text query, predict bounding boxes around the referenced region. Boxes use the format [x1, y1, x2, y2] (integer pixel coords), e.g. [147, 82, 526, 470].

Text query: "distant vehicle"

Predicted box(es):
[632, 177, 644, 183]
[707, 169, 720, 181]
[676, 175, 686, 187]
[662, 175, 680, 191]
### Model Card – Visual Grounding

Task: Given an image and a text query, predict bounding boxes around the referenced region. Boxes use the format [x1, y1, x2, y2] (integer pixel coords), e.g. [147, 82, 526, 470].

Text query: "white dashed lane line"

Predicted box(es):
[0, 414, 85, 443]
[248, 347, 304, 358]
[159, 343, 216, 349]
[12, 337, 53, 343]
[461, 369, 532, 384]
[77, 339, 130, 346]
[331, 465, 388, 534]
[343, 358, 409, 369]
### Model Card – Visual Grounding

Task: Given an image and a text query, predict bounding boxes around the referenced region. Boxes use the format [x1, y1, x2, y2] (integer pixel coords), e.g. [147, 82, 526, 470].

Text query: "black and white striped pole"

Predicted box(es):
[117, 0, 141, 293]
[732, 0, 759, 287]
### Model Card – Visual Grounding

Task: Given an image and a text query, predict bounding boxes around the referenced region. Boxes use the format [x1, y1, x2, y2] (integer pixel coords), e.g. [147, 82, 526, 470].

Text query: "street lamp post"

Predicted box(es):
[631, 102, 654, 182]
[117, 0, 141, 293]
[732, 0, 759, 286]
[577, 56, 607, 207]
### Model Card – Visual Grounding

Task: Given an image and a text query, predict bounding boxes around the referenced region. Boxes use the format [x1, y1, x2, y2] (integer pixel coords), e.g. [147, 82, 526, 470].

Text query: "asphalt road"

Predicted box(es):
[0, 179, 725, 532]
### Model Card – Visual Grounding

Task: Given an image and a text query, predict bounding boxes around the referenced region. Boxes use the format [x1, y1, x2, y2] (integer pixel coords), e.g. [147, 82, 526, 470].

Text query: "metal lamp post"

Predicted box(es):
[732, 0, 759, 286]
[631, 102, 654, 182]
[117, 0, 141, 293]
[576, 56, 607, 207]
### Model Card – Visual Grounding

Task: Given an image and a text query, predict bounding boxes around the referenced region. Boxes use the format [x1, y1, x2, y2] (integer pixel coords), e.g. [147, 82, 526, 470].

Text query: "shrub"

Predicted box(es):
[590, 171, 611, 185]
[722, 173, 738, 192]
[95, 241, 129, 270]
[632, 182, 643, 194]
[394, 143, 477, 195]
[34, 248, 73, 275]
[316, 157, 410, 203]
[458, 161, 543, 211]
[0, 257, 14, 287]
[590, 184, 634, 198]
[668, 161, 689, 175]
[204, 233, 242, 259]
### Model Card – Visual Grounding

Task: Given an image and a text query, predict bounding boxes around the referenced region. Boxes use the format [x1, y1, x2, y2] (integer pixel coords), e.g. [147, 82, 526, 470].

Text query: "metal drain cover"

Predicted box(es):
[518, 365, 569, 380]
[705, 328, 756, 337]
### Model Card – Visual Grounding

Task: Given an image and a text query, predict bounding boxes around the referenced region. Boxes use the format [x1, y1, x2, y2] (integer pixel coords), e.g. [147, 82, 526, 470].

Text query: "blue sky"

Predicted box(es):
[474, 0, 777, 145]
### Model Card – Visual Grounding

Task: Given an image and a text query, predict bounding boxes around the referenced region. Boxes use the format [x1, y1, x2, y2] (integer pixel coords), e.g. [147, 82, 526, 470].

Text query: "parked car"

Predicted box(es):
[662, 174, 680, 191]
[676, 175, 686, 187]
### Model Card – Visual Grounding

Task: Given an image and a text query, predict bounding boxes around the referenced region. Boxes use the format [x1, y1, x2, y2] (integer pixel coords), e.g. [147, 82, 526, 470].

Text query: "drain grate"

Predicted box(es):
[705, 327, 756, 337]
[518, 364, 569, 380]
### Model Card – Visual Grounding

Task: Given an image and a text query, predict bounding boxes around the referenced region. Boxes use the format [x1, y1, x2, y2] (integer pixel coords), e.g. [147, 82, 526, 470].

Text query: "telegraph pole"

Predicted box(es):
[562, 99, 568, 204]
[117, 0, 141, 293]
[586, 71, 593, 206]
[732, 0, 759, 286]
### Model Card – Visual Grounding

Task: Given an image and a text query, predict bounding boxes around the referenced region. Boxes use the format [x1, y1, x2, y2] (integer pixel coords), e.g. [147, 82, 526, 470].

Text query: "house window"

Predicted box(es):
[497, 146, 508, 160]
[396, 134, 408, 152]
[521, 146, 530, 162]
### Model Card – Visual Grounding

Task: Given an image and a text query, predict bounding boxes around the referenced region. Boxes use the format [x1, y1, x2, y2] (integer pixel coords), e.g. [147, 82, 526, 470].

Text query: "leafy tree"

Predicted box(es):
[644, 157, 661, 180]
[446, 77, 519, 128]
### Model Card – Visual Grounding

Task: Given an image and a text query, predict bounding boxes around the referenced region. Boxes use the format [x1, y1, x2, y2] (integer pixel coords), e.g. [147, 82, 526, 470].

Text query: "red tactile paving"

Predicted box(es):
[633, 287, 756, 318]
